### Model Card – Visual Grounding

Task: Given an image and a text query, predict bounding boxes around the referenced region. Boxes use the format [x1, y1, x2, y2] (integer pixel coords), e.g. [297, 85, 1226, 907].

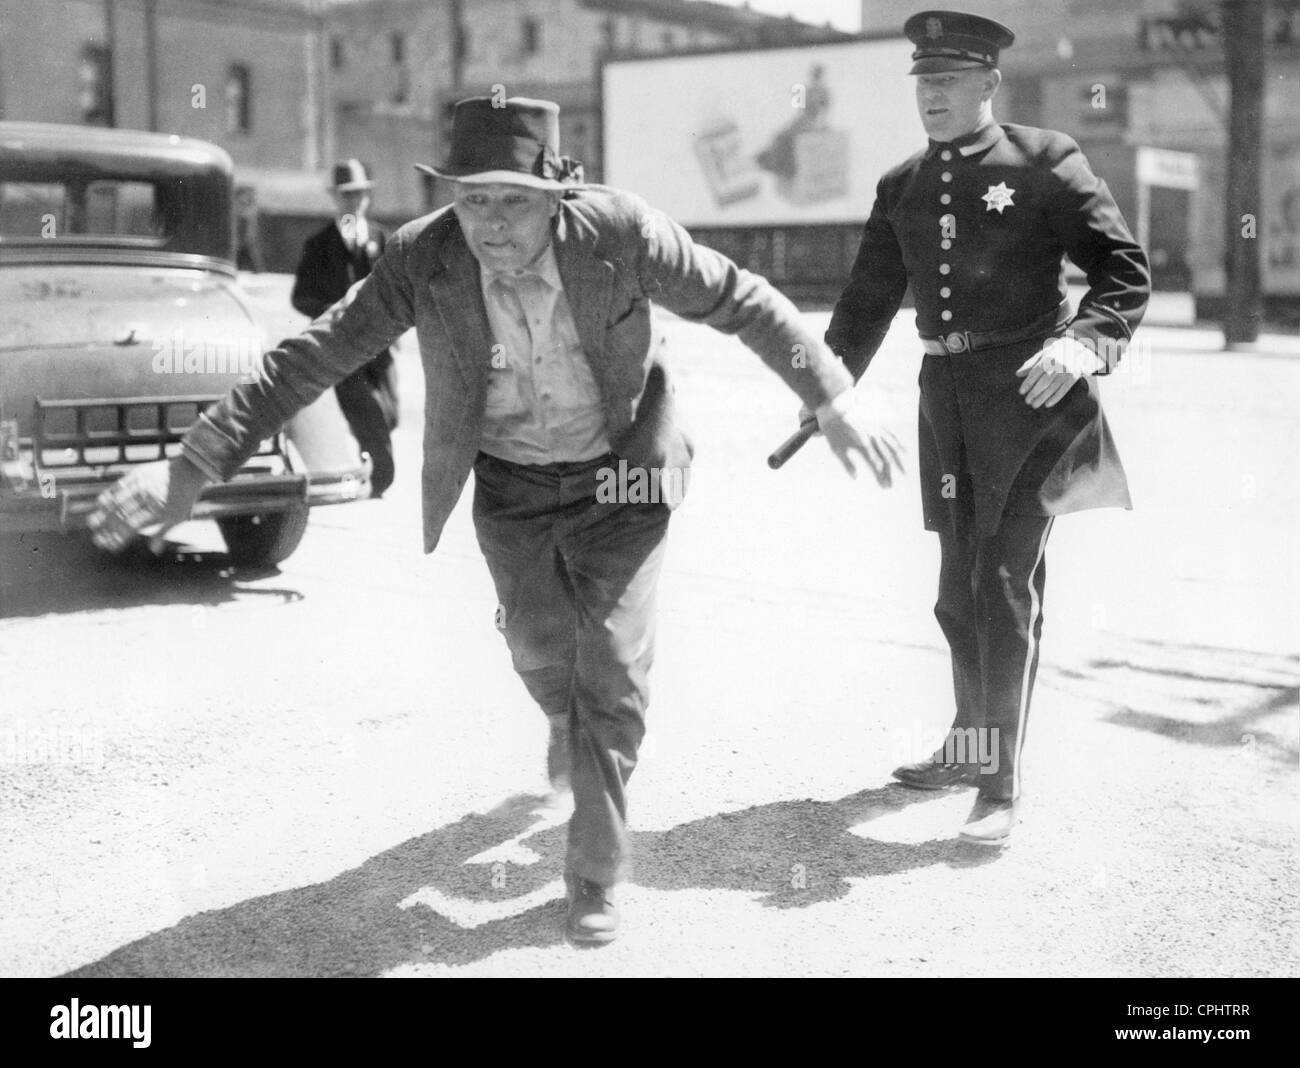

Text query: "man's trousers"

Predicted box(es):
[934, 489, 1053, 802]
[471, 451, 670, 887]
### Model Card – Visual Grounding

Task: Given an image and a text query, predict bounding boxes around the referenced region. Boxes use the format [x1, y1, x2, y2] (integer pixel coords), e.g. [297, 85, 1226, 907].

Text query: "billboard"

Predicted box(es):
[602, 37, 919, 228]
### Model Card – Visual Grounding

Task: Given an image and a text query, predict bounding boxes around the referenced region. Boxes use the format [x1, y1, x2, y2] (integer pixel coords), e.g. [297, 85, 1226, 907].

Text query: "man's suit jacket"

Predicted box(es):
[290, 221, 398, 424]
[182, 185, 853, 552]
[825, 123, 1151, 536]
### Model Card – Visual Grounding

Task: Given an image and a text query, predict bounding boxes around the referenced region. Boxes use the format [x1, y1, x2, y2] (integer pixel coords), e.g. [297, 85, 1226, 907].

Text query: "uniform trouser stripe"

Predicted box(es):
[1011, 518, 1053, 799]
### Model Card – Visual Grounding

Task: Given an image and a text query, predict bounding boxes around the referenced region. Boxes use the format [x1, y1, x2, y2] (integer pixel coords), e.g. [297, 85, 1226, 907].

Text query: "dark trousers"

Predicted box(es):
[934, 487, 1054, 801]
[471, 451, 670, 887]
[335, 354, 398, 498]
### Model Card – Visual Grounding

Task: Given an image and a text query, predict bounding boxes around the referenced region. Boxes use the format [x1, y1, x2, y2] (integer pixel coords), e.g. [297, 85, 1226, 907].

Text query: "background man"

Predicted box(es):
[825, 11, 1150, 844]
[291, 159, 400, 498]
[88, 97, 901, 944]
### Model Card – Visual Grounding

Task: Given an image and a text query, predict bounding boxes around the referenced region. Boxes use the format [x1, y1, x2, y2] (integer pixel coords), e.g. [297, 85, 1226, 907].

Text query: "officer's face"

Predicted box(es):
[454, 182, 560, 273]
[915, 68, 998, 142]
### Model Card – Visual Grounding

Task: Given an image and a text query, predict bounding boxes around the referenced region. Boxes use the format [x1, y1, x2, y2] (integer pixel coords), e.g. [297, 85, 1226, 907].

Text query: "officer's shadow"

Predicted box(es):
[61, 785, 997, 977]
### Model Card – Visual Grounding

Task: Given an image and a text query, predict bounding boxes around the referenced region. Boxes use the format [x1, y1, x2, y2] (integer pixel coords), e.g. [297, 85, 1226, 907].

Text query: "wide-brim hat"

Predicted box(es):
[332, 158, 375, 192]
[904, 10, 1015, 75]
[415, 96, 584, 191]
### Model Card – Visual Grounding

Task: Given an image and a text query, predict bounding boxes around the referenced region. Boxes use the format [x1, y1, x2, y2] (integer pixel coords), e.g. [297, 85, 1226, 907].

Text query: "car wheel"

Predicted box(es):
[216, 506, 309, 567]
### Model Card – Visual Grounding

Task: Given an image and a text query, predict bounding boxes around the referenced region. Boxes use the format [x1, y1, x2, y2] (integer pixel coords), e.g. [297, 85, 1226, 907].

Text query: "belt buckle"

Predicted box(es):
[945, 331, 969, 353]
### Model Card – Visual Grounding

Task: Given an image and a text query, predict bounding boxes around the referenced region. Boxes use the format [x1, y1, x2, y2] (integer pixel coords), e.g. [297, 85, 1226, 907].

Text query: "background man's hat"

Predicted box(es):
[904, 10, 1015, 75]
[415, 96, 584, 191]
[331, 159, 375, 191]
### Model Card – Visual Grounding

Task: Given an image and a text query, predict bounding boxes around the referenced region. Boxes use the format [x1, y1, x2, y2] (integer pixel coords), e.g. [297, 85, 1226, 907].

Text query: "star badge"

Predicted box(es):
[982, 182, 1015, 214]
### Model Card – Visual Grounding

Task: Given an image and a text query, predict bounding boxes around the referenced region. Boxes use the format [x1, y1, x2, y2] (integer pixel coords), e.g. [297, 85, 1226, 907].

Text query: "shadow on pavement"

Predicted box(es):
[0, 532, 301, 618]
[1049, 637, 1299, 763]
[61, 785, 997, 977]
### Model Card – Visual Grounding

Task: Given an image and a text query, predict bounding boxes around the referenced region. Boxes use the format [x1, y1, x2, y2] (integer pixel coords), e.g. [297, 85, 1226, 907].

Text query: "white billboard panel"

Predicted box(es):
[602, 38, 921, 227]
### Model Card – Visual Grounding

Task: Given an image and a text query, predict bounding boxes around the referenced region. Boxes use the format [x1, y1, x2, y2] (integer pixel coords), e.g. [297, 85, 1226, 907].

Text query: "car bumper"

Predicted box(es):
[0, 467, 367, 535]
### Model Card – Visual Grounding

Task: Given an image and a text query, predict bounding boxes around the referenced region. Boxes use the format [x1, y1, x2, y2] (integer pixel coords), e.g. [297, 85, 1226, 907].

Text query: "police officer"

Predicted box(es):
[826, 11, 1150, 844]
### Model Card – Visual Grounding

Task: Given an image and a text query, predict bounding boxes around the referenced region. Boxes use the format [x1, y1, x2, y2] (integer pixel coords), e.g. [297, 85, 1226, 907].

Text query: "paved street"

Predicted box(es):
[1, 294, 1296, 977]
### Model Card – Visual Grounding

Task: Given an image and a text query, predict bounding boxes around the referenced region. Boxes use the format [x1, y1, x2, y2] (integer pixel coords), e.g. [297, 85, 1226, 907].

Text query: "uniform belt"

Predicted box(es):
[920, 301, 1069, 355]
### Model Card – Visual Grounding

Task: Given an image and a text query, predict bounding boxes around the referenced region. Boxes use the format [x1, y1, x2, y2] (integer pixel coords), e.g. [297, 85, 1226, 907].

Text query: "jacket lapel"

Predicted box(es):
[428, 225, 495, 391]
[553, 201, 615, 374]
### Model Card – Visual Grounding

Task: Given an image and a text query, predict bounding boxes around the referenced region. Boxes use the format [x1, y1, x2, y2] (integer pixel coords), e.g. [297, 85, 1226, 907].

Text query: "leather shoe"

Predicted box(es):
[564, 874, 617, 945]
[959, 795, 1019, 846]
[892, 758, 974, 790]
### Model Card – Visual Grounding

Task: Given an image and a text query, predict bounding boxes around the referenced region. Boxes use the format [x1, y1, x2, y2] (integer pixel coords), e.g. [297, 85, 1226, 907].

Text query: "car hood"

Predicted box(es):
[0, 265, 267, 436]
[0, 264, 261, 353]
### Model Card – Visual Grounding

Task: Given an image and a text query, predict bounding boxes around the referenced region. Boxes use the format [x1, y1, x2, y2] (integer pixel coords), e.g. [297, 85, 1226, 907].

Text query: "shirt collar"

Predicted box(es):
[480, 241, 562, 291]
[925, 121, 1004, 161]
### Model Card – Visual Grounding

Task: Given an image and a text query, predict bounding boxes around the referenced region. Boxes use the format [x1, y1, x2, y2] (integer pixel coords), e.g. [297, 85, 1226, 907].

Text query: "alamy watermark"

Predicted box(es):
[595, 459, 689, 506]
[1, 721, 105, 766]
[152, 329, 265, 379]
[890, 725, 1000, 776]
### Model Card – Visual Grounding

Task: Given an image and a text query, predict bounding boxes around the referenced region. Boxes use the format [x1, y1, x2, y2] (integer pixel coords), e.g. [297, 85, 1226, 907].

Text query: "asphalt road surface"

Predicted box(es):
[1, 297, 1296, 977]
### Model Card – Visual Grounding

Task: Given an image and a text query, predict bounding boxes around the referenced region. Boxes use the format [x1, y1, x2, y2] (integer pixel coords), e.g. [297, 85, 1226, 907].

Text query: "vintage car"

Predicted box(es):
[0, 121, 368, 566]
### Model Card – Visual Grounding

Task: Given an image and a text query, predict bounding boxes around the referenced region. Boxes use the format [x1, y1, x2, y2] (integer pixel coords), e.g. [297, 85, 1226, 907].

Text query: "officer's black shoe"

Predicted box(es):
[564, 874, 617, 945]
[892, 759, 976, 790]
[959, 795, 1019, 846]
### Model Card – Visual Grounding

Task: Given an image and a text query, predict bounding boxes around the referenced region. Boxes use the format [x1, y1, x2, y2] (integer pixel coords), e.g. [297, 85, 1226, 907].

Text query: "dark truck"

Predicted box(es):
[0, 121, 369, 566]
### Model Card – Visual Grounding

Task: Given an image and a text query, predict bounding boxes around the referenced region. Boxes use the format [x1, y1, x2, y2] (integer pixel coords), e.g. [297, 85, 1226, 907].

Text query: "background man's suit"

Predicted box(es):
[291, 221, 399, 496]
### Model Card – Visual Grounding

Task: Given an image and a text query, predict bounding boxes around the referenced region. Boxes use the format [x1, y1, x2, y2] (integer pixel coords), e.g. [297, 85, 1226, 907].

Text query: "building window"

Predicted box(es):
[225, 64, 251, 134]
[522, 17, 540, 56]
[391, 32, 405, 65]
[330, 35, 344, 70]
[78, 42, 114, 126]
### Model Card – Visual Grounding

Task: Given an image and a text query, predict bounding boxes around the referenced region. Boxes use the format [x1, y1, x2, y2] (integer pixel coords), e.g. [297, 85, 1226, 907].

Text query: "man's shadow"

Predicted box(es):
[62, 785, 996, 977]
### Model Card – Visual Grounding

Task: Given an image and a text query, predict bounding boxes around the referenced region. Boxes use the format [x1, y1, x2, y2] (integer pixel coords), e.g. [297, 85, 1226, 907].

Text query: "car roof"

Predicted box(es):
[0, 121, 233, 181]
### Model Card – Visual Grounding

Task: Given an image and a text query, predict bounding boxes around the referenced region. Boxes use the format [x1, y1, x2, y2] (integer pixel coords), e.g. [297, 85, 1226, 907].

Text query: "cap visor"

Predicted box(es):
[909, 56, 992, 75]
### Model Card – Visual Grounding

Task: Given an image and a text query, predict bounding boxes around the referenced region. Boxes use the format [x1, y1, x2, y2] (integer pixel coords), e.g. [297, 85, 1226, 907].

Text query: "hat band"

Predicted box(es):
[446, 134, 559, 178]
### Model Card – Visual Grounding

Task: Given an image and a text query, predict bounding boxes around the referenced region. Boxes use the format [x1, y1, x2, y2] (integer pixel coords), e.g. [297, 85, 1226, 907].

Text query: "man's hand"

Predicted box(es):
[87, 455, 210, 553]
[1016, 335, 1104, 409]
[802, 391, 906, 487]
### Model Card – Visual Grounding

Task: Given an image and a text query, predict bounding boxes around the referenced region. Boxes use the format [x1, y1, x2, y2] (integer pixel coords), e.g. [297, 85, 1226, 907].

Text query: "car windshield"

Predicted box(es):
[0, 177, 169, 242]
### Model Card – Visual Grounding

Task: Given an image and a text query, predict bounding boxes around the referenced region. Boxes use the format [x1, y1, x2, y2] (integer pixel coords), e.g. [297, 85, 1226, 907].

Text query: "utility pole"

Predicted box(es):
[1221, 0, 1265, 347]
[144, 0, 158, 131]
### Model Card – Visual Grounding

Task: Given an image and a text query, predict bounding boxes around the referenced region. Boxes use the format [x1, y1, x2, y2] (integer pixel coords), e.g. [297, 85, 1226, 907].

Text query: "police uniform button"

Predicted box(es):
[939, 264, 951, 274]
[941, 287, 951, 298]
[941, 239, 952, 250]
[940, 194, 952, 204]
[941, 310, 953, 321]
[941, 150, 953, 161]
[941, 172, 953, 183]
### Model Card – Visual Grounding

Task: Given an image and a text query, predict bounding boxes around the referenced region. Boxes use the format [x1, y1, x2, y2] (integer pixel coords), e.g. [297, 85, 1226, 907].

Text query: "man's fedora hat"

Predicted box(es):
[904, 10, 1015, 75]
[415, 96, 584, 191]
[331, 158, 375, 192]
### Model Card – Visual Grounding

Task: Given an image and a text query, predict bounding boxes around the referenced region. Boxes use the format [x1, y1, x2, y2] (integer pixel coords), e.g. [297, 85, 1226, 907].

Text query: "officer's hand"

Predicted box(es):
[1016, 336, 1104, 409]
[815, 393, 906, 488]
[87, 455, 210, 553]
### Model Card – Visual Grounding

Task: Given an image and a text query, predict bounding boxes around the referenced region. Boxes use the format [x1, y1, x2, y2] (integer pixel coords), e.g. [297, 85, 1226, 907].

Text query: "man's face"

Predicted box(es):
[915, 68, 997, 142]
[333, 188, 371, 219]
[454, 182, 559, 273]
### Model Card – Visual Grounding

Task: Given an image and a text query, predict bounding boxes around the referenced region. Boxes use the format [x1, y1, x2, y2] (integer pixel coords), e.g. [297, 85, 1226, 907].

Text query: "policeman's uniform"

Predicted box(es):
[826, 12, 1150, 803]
